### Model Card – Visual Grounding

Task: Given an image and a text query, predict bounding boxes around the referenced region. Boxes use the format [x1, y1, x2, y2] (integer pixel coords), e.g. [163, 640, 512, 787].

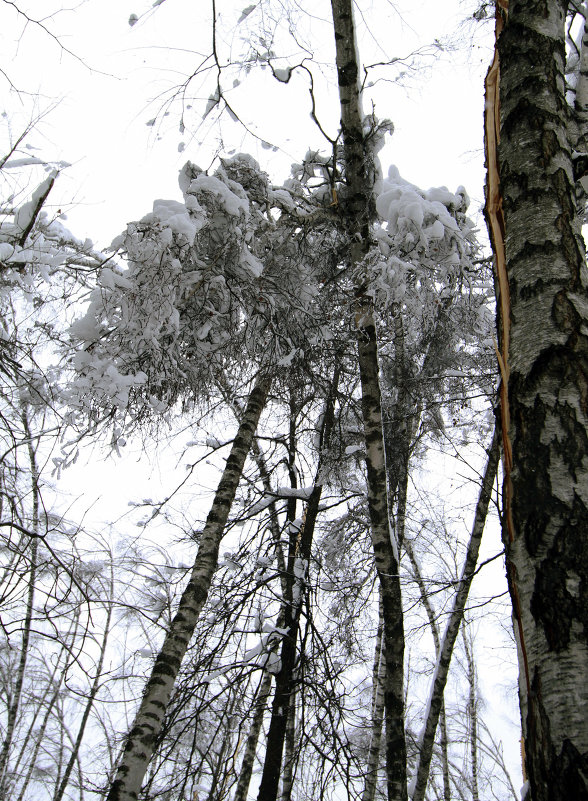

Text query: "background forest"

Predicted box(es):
[1, 0, 572, 800]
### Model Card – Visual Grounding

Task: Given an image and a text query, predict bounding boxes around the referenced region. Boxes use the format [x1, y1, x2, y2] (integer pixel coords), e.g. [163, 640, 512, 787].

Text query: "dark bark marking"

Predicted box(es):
[510, 375, 588, 649]
[552, 291, 581, 333]
[527, 669, 588, 801]
[337, 63, 358, 88]
[531, 493, 588, 651]
[509, 390, 550, 556]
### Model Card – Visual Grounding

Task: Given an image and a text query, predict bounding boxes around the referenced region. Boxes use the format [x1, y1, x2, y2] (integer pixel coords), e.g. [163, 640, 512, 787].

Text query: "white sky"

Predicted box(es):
[1, 0, 494, 247]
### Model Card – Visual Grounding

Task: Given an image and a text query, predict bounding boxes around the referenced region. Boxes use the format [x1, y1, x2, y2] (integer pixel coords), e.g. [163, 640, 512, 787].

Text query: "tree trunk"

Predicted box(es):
[230, 387, 295, 801]
[361, 591, 385, 801]
[490, 2, 588, 797]
[0, 410, 39, 797]
[462, 630, 479, 801]
[410, 426, 499, 801]
[403, 541, 450, 801]
[279, 685, 296, 801]
[53, 566, 114, 801]
[107, 372, 270, 801]
[233, 671, 273, 801]
[330, 2, 407, 798]
[256, 369, 339, 801]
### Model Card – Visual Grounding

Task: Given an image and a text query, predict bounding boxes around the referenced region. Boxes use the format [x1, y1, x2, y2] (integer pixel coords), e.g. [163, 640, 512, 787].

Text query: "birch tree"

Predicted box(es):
[49, 6, 503, 798]
[328, 0, 408, 795]
[486, 1, 588, 798]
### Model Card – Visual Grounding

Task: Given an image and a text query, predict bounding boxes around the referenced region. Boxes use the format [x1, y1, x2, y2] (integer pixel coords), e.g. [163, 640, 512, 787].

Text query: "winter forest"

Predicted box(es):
[2, 0, 588, 800]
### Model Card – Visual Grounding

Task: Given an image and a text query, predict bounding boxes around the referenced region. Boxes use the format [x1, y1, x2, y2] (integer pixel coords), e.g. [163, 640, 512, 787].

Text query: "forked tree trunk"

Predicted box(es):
[490, 2, 588, 798]
[107, 372, 270, 801]
[330, 1, 407, 798]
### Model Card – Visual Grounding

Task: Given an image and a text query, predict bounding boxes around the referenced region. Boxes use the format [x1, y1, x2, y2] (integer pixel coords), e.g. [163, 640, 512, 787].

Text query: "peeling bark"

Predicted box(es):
[106, 372, 270, 801]
[495, 1, 588, 798]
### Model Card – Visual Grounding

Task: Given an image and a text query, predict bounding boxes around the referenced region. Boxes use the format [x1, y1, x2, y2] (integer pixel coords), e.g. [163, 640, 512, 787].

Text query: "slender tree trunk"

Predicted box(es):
[107, 372, 270, 801]
[53, 567, 114, 801]
[439, 705, 451, 801]
[384, 313, 413, 555]
[362, 592, 386, 801]
[279, 685, 296, 801]
[462, 631, 479, 801]
[403, 541, 450, 801]
[256, 369, 339, 801]
[15, 684, 62, 801]
[10, 605, 79, 793]
[14, 609, 81, 801]
[410, 426, 500, 801]
[233, 671, 273, 801]
[229, 389, 295, 801]
[0, 410, 39, 796]
[490, 2, 588, 798]
[330, 3, 407, 798]
[219, 374, 289, 597]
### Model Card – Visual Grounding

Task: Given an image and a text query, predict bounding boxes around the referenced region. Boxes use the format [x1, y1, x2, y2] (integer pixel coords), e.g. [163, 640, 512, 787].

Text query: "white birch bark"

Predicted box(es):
[462, 630, 480, 801]
[361, 592, 385, 801]
[403, 541, 450, 801]
[106, 372, 270, 801]
[329, 1, 407, 797]
[492, 2, 588, 796]
[233, 671, 273, 801]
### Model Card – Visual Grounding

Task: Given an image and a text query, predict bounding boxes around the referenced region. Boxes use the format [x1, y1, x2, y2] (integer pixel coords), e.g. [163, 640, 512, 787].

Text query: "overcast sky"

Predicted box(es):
[1, 0, 493, 247]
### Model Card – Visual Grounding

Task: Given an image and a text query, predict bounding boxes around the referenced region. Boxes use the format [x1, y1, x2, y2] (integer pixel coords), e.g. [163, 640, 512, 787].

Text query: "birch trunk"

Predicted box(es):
[330, 1, 407, 797]
[107, 372, 270, 801]
[279, 686, 296, 801]
[462, 631, 480, 801]
[410, 426, 499, 801]
[361, 592, 385, 801]
[233, 671, 273, 801]
[230, 394, 292, 801]
[493, 2, 588, 797]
